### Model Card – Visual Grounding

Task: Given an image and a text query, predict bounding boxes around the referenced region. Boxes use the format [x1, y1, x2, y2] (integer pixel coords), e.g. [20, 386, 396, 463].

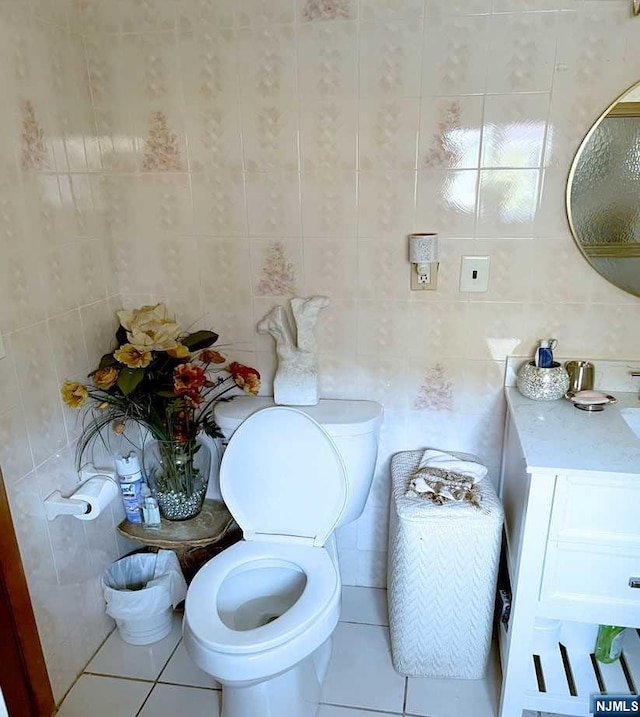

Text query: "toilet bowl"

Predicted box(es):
[183, 400, 383, 717]
[184, 540, 341, 685]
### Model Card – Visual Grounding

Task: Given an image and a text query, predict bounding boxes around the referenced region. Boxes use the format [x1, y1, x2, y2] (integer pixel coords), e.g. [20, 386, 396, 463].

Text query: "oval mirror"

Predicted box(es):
[567, 81, 640, 297]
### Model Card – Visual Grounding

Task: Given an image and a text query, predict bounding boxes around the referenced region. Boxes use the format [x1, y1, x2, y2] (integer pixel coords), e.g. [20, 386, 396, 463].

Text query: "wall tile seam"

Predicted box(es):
[74, 11, 573, 37]
[4, 296, 116, 338]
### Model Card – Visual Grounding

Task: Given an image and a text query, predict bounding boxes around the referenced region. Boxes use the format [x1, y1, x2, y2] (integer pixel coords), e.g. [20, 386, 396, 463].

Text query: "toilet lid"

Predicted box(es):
[219, 406, 348, 547]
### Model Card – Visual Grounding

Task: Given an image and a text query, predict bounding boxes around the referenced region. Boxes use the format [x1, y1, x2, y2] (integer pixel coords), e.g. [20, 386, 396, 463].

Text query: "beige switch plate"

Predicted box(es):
[410, 262, 438, 291]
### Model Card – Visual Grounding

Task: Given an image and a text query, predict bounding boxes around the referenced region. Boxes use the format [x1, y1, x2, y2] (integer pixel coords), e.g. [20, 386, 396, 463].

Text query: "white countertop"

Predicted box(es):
[506, 388, 640, 476]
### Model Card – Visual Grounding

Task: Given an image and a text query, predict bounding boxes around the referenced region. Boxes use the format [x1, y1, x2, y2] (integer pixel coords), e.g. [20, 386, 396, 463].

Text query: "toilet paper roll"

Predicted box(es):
[71, 476, 119, 521]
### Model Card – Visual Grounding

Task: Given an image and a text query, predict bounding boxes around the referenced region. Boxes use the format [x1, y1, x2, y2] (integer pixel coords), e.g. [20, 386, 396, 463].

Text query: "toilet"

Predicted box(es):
[183, 398, 382, 717]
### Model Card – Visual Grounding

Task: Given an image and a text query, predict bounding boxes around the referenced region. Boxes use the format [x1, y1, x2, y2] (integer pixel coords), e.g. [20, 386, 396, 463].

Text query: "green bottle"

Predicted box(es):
[595, 625, 626, 664]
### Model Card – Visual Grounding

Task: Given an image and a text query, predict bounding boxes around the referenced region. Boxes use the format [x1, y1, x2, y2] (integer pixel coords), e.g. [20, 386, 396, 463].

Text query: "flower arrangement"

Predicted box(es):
[61, 303, 260, 519]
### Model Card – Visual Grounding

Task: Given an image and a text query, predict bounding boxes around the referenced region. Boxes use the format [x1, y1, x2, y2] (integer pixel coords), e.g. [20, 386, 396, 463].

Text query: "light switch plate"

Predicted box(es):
[0, 334, 5, 360]
[460, 255, 490, 293]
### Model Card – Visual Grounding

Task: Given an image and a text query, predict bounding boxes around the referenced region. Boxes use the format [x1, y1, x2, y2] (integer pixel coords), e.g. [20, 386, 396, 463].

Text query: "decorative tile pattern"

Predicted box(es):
[422, 15, 490, 96]
[487, 11, 557, 93]
[179, 29, 238, 104]
[142, 111, 183, 171]
[241, 98, 299, 172]
[359, 98, 420, 170]
[422, 100, 461, 168]
[358, 171, 416, 238]
[20, 100, 49, 171]
[359, 21, 423, 98]
[303, 239, 357, 299]
[414, 363, 454, 411]
[192, 171, 247, 236]
[245, 171, 301, 236]
[237, 26, 297, 99]
[301, 171, 357, 237]
[256, 241, 297, 296]
[300, 98, 357, 170]
[302, 0, 354, 22]
[298, 21, 358, 97]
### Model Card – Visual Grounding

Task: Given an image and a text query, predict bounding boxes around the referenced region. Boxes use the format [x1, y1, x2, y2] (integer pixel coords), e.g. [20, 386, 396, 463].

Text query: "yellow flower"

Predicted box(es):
[93, 366, 118, 389]
[61, 381, 89, 409]
[167, 343, 190, 359]
[114, 344, 152, 369]
[117, 303, 181, 352]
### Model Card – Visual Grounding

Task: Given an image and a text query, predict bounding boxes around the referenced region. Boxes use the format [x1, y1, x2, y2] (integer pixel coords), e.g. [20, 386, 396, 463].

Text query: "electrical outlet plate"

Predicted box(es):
[0, 334, 5, 360]
[460, 255, 490, 293]
[410, 263, 438, 291]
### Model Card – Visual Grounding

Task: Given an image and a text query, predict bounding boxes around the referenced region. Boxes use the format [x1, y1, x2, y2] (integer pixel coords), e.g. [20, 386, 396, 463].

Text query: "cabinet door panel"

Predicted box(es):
[549, 474, 640, 546]
[541, 541, 640, 610]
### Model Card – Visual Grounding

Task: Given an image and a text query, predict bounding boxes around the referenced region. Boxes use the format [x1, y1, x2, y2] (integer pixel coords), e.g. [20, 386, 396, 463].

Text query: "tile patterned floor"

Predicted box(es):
[57, 586, 552, 717]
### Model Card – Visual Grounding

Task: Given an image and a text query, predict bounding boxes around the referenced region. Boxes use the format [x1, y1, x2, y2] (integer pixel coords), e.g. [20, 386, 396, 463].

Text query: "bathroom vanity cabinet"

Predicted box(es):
[498, 388, 640, 717]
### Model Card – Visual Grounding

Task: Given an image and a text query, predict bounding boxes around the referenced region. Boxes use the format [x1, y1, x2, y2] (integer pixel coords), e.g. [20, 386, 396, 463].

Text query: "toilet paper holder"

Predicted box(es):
[44, 465, 119, 521]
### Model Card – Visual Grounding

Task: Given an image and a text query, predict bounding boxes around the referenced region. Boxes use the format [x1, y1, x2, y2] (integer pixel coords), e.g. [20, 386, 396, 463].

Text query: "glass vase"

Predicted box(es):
[144, 438, 210, 521]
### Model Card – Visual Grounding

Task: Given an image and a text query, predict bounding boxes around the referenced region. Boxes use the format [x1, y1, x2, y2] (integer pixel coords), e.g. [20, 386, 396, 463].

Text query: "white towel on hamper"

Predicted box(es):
[416, 448, 488, 483]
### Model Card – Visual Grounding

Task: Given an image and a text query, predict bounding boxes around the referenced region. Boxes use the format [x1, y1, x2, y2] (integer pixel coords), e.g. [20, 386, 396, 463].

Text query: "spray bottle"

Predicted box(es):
[114, 453, 145, 524]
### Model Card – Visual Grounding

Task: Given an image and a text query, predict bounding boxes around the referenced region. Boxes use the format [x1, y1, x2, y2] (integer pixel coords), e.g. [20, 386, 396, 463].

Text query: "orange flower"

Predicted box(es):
[114, 344, 152, 369]
[61, 381, 89, 409]
[228, 362, 261, 396]
[173, 363, 206, 396]
[199, 349, 225, 364]
[93, 366, 118, 389]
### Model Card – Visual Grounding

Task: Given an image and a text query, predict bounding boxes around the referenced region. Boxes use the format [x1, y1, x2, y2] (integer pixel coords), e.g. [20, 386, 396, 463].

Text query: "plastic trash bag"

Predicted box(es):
[102, 550, 187, 621]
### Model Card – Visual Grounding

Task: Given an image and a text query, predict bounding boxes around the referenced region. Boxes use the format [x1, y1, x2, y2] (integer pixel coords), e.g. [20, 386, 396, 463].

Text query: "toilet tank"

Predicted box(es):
[214, 397, 383, 527]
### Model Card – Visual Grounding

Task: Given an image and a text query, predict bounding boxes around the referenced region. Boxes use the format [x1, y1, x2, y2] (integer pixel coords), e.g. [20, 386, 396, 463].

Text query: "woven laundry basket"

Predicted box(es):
[388, 449, 504, 679]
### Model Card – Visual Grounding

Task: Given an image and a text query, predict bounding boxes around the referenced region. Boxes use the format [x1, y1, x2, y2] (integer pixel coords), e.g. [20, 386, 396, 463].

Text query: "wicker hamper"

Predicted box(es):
[387, 449, 504, 679]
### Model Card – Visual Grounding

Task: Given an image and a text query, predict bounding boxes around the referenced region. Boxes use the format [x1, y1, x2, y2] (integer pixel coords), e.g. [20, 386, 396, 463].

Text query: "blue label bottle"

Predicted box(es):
[535, 339, 555, 368]
[115, 453, 144, 524]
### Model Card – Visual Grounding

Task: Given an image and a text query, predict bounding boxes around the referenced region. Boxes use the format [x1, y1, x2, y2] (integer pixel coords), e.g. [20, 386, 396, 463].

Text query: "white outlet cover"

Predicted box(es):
[460, 255, 490, 293]
[0, 334, 5, 360]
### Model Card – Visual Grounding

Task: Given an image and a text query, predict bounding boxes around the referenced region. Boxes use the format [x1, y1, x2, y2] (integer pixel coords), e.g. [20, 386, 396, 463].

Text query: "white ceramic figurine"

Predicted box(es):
[257, 295, 329, 406]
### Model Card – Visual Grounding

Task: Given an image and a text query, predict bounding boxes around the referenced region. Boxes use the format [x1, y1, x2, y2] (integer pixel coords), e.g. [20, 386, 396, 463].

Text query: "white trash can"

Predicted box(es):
[388, 449, 504, 679]
[102, 550, 187, 645]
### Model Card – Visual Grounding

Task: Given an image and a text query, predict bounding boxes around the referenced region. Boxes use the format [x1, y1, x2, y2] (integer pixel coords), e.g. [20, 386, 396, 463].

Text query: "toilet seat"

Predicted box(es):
[219, 406, 348, 546]
[185, 540, 339, 655]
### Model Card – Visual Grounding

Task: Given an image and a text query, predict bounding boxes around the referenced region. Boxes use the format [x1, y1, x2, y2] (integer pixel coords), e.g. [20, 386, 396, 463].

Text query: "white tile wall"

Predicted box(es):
[0, 3, 133, 704]
[2, 0, 640, 704]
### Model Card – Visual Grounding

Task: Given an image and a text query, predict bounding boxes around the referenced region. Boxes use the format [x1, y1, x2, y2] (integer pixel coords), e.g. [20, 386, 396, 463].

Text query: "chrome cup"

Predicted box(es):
[564, 360, 595, 393]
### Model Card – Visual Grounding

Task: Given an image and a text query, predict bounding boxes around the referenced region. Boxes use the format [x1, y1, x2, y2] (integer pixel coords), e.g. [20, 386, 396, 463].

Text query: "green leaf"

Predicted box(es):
[117, 368, 145, 395]
[182, 330, 218, 350]
[155, 390, 177, 398]
[203, 421, 223, 439]
[98, 352, 117, 369]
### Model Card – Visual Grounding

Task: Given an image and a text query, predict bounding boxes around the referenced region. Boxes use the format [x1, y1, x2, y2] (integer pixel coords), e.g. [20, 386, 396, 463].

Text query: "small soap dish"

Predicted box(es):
[565, 390, 617, 412]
